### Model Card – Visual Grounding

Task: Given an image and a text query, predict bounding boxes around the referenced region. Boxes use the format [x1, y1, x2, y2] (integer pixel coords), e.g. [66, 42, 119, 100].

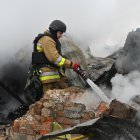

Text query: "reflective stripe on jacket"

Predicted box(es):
[39, 71, 60, 82]
[54, 55, 65, 67]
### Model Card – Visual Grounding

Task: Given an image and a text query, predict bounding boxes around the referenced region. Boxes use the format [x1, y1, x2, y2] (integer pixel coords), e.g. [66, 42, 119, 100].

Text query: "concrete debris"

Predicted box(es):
[101, 99, 137, 120]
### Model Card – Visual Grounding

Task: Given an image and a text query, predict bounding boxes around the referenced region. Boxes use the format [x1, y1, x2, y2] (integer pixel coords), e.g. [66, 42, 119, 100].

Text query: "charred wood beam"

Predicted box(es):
[0, 81, 26, 105]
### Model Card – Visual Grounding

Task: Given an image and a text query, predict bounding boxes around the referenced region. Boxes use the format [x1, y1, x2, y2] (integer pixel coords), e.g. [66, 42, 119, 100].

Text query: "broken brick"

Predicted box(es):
[25, 122, 36, 130]
[57, 111, 65, 117]
[43, 100, 55, 108]
[63, 118, 80, 126]
[34, 115, 42, 122]
[26, 129, 36, 135]
[64, 103, 85, 119]
[40, 130, 49, 135]
[65, 103, 86, 112]
[19, 127, 27, 134]
[82, 111, 95, 120]
[62, 124, 71, 129]
[80, 119, 89, 123]
[29, 104, 35, 111]
[41, 108, 51, 117]
[20, 119, 28, 128]
[40, 98, 48, 103]
[29, 108, 35, 116]
[42, 122, 52, 130]
[33, 101, 43, 115]
[82, 112, 91, 120]
[64, 109, 82, 119]
[57, 103, 64, 111]
[41, 117, 54, 123]
[96, 102, 109, 117]
[89, 111, 95, 119]
[55, 117, 64, 124]
[13, 120, 20, 132]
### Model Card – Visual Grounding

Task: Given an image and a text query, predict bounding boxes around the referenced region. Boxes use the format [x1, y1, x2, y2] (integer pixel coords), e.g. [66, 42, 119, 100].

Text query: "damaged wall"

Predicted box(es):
[13, 87, 95, 136]
[9, 88, 137, 140]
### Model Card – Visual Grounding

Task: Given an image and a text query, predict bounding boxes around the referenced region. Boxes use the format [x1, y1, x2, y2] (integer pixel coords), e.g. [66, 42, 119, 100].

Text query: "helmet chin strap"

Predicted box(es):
[49, 28, 58, 39]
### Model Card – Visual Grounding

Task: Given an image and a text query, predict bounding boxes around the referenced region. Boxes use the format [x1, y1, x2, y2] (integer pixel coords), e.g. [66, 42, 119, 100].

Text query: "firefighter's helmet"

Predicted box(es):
[49, 20, 66, 32]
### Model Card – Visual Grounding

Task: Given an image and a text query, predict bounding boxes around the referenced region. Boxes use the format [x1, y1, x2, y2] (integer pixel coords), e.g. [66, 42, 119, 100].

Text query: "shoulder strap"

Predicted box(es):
[33, 32, 61, 54]
[33, 34, 46, 52]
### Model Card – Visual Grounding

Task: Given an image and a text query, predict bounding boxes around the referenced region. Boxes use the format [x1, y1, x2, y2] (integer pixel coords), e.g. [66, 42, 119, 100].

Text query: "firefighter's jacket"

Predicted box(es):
[35, 32, 73, 84]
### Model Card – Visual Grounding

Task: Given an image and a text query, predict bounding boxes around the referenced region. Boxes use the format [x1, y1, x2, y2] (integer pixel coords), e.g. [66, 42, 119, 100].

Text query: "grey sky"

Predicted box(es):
[0, 0, 140, 58]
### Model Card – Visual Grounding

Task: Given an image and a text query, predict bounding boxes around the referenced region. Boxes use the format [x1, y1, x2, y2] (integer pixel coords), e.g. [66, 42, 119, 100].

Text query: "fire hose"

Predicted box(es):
[75, 66, 110, 104]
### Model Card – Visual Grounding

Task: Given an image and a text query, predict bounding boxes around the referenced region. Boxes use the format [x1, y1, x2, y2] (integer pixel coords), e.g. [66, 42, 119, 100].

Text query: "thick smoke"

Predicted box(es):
[110, 28, 140, 106]
[0, 55, 30, 117]
[74, 28, 140, 110]
[111, 71, 140, 104]
[0, 0, 140, 58]
[74, 89, 102, 111]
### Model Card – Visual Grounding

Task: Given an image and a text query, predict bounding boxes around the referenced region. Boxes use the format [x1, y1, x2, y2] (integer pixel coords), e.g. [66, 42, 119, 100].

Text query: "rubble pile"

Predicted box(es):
[11, 87, 137, 139]
[13, 87, 95, 136]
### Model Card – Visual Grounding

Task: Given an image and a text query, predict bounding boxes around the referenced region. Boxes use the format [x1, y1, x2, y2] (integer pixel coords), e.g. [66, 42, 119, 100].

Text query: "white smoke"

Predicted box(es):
[74, 89, 102, 111]
[0, 0, 140, 58]
[111, 71, 140, 104]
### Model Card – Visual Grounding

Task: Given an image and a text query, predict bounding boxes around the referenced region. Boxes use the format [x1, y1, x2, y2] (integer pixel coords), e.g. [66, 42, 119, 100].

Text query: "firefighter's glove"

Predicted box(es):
[73, 63, 80, 72]
[73, 63, 89, 80]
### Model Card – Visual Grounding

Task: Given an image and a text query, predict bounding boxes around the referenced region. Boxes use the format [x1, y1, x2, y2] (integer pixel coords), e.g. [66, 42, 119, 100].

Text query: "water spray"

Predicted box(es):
[76, 66, 110, 104]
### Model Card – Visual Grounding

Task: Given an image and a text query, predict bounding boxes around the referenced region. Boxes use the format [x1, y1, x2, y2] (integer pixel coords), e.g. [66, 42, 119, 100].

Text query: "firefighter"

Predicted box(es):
[31, 20, 80, 94]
